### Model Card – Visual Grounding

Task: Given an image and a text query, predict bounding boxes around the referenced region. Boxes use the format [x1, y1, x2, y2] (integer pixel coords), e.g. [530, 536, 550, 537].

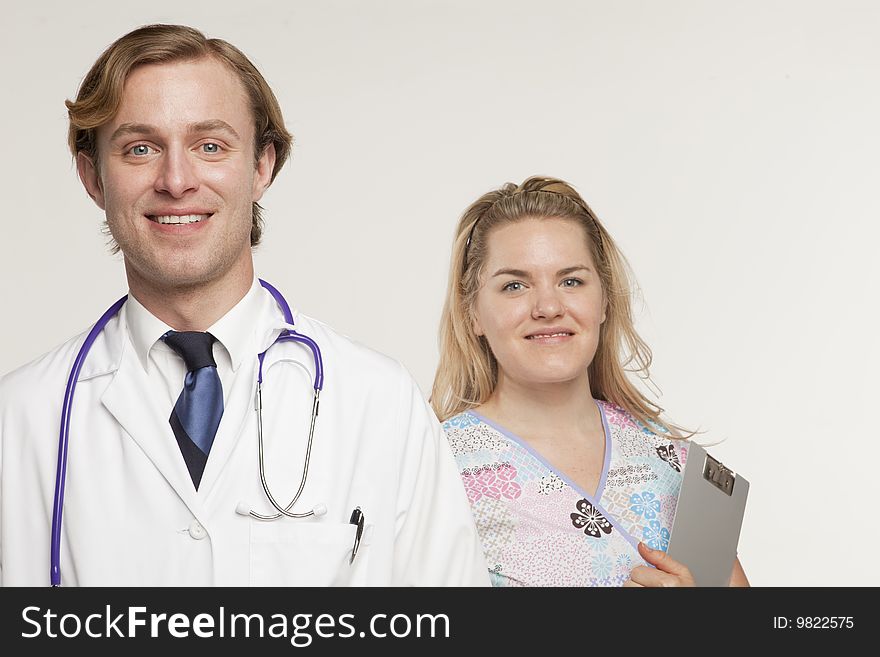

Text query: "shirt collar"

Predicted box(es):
[207, 277, 267, 371]
[126, 278, 282, 373]
[126, 293, 174, 372]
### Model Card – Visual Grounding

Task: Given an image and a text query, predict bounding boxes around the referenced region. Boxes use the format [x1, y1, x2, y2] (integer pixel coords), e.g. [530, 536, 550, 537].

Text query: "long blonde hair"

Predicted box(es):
[431, 176, 688, 438]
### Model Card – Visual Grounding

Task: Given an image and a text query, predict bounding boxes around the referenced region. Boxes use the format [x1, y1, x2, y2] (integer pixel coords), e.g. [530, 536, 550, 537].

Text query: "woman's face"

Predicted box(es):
[472, 217, 606, 389]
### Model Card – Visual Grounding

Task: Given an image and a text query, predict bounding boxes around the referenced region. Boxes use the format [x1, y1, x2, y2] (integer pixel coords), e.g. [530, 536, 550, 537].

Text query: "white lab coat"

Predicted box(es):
[0, 299, 490, 586]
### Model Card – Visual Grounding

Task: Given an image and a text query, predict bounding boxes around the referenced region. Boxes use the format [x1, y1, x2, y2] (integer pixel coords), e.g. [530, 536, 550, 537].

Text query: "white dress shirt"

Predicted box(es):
[125, 278, 279, 420]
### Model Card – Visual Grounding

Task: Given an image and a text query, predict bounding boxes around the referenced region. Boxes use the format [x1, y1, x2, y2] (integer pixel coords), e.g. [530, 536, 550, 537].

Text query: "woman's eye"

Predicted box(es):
[561, 278, 583, 287]
[502, 281, 524, 292]
[202, 143, 222, 154]
[129, 144, 154, 156]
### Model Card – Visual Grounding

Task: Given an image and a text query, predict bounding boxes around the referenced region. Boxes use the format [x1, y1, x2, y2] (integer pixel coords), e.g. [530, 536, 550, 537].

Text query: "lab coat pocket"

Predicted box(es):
[249, 521, 369, 586]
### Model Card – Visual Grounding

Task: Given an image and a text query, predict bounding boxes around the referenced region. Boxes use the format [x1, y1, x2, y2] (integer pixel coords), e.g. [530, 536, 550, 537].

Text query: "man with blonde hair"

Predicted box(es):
[0, 24, 488, 586]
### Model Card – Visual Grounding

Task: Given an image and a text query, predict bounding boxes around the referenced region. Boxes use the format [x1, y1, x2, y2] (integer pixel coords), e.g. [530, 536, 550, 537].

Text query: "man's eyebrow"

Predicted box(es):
[108, 120, 241, 142]
[187, 120, 241, 140]
[108, 123, 156, 142]
[491, 265, 592, 278]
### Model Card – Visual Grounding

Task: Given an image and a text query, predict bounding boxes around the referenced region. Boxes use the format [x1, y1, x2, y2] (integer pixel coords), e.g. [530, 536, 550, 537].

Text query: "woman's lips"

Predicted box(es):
[525, 330, 574, 344]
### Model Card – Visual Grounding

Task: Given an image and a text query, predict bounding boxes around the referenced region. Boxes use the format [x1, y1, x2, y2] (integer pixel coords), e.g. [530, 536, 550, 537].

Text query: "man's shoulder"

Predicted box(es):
[0, 320, 120, 409]
[292, 312, 406, 377]
[1, 333, 82, 385]
[0, 345, 68, 421]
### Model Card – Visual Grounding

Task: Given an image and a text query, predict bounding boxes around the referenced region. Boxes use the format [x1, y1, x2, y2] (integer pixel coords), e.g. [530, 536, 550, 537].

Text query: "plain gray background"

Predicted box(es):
[2, 0, 878, 585]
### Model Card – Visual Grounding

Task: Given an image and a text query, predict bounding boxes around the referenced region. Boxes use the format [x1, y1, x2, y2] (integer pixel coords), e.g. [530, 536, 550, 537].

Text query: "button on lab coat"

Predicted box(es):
[0, 300, 490, 586]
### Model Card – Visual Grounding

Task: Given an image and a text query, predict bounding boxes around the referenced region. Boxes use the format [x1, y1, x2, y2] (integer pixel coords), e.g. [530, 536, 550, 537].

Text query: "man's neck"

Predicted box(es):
[125, 259, 255, 332]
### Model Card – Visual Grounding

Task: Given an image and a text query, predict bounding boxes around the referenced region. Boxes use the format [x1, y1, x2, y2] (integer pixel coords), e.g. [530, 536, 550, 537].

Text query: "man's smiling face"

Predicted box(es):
[78, 56, 274, 293]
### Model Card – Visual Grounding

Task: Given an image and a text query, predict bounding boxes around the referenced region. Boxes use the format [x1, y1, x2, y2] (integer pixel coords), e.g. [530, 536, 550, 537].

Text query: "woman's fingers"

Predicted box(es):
[627, 564, 677, 587]
[625, 542, 696, 587]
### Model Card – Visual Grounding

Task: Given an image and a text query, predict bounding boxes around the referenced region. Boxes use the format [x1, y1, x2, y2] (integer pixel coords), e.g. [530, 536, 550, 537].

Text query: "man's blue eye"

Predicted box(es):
[202, 143, 220, 153]
[130, 145, 151, 156]
[503, 282, 523, 292]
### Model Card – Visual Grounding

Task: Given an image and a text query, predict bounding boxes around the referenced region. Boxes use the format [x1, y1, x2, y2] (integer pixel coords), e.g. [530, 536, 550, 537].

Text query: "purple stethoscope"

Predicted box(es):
[51, 279, 325, 586]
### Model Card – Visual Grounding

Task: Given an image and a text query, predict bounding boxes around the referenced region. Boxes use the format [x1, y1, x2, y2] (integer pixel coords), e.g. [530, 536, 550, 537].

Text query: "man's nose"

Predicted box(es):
[154, 147, 199, 197]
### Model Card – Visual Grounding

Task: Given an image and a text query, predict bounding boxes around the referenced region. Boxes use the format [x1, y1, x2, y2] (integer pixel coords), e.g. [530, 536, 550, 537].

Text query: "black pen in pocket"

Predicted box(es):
[349, 506, 364, 564]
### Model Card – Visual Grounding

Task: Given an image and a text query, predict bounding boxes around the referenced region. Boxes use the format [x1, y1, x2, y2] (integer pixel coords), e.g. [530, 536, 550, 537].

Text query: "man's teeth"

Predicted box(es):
[527, 332, 572, 339]
[153, 214, 208, 224]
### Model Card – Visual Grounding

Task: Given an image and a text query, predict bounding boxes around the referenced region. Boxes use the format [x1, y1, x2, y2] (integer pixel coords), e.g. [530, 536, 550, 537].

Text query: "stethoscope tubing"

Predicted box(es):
[52, 294, 128, 587]
[250, 385, 320, 520]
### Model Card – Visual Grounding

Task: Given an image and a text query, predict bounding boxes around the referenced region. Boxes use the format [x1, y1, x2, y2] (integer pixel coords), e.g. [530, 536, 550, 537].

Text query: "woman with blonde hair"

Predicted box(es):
[432, 176, 748, 587]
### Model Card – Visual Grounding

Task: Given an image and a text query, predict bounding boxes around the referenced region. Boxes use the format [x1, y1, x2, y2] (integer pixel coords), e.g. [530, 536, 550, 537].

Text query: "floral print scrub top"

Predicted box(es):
[443, 400, 688, 587]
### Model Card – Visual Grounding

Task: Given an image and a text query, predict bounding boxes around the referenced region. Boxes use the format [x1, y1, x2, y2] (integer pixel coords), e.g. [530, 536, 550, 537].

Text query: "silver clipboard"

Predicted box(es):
[666, 442, 749, 587]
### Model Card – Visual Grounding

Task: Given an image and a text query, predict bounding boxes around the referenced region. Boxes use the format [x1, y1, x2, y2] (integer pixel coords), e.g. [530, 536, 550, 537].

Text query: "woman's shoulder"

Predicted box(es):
[441, 410, 510, 458]
[597, 399, 689, 468]
[441, 410, 483, 432]
[598, 399, 667, 439]
[597, 399, 643, 432]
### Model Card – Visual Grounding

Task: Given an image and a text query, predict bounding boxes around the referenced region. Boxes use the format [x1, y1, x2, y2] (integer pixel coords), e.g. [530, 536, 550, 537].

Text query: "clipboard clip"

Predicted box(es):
[702, 453, 736, 496]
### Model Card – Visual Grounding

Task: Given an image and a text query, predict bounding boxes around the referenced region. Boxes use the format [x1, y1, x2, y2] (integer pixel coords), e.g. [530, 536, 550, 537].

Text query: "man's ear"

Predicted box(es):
[77, 152, 106, 210]
[252, 143, 277, 202]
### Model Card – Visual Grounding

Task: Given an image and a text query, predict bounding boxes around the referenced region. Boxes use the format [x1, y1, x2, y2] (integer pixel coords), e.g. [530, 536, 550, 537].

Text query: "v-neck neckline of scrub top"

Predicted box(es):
[466, 399, 613, 507]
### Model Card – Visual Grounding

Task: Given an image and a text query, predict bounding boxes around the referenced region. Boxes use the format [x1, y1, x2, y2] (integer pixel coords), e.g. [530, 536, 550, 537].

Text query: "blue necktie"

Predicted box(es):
[162, 331, 224, 489]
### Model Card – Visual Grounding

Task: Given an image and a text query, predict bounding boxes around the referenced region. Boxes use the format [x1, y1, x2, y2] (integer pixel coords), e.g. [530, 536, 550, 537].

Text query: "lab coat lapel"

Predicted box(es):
[196, 356, 258, 498]
[100, 337, 203, 515]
